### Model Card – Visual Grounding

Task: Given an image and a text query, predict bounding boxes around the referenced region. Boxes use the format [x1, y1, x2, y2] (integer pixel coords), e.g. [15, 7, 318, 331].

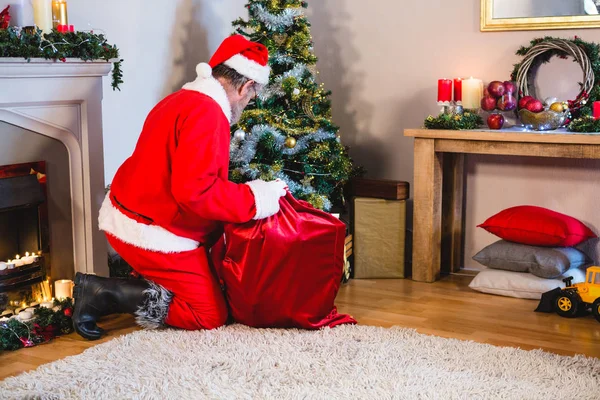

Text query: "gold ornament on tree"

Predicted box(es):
[285, 137, 297, 149]
[302, 97, 316, 121]
[273, 33, 288, 46]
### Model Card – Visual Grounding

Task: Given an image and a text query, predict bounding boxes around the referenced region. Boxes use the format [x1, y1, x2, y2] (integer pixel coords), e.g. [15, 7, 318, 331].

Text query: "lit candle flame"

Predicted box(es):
[26, 252, 30, 257]
[15, 255, 20, 260]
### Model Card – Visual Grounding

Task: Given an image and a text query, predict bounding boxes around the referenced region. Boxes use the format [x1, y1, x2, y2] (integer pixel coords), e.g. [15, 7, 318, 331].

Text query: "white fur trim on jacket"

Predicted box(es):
[182, 72, 232, 123]
[98, 192, 200, 253]
[245, 180, 287, 220]
[224, 54, 271, 85]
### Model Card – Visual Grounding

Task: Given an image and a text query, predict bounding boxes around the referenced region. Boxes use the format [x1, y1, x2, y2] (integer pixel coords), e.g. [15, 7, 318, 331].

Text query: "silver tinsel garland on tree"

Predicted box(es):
[252, 4, 303, 30]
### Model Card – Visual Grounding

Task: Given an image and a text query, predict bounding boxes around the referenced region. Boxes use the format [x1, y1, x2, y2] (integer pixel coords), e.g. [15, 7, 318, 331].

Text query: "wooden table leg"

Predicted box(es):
[442, 153, 465, 274]
[412, 138, 443, 282]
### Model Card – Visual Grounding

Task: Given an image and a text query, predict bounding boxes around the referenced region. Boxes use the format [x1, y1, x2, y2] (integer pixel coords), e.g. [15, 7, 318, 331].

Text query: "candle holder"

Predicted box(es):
[438, 101, 464, 116]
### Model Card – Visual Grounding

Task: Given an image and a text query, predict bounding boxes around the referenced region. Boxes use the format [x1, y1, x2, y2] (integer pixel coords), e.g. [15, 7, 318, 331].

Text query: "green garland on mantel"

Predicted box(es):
[0, 26, 123, 90]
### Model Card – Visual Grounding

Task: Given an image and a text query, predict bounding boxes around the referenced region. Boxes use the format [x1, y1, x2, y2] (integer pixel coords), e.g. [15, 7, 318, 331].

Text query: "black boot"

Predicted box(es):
[73, 272, 173, 340]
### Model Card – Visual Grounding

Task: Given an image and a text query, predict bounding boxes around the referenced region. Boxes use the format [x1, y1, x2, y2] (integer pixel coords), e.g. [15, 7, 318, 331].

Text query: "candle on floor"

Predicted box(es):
[462, 77, 483, 109]
[454, 78, 463, 104]
[32, 0, 52, 33]
[13, 255, 24, 267]
[437, 79, 453, 104]
[594, 101, 600, 120]
[54, 279, 73, 300]
[51, 0, 67, 28]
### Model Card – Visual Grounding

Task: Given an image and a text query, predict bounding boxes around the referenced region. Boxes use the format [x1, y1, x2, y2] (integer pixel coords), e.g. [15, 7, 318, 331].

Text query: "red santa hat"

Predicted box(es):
[194, 35, 270, 85]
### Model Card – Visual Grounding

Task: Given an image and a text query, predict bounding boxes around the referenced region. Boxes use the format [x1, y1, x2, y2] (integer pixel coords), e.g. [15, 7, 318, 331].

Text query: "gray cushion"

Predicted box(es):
[473, 240, 589, 279]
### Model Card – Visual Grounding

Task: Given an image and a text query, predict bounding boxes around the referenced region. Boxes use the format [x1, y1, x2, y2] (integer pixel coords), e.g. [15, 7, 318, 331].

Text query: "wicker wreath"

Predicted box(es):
[514, 39, 595, 110]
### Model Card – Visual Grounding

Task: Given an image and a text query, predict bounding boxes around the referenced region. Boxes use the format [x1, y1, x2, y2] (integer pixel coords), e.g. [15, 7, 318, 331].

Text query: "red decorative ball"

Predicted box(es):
[64, 307, 73, 317]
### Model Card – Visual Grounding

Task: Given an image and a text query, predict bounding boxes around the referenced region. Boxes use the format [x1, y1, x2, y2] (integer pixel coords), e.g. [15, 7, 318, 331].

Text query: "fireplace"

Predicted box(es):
[0, 59, 112, 299]
[0, 163, 49, 298]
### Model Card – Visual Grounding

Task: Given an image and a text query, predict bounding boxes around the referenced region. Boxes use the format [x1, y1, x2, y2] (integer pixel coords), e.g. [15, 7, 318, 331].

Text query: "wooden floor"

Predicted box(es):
[1, 275, 599, 381]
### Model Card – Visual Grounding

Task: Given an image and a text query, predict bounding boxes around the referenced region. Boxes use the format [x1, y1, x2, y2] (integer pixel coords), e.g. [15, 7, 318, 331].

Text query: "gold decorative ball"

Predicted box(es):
[285, 137, 297, 148]
[550, 102, 565, 112]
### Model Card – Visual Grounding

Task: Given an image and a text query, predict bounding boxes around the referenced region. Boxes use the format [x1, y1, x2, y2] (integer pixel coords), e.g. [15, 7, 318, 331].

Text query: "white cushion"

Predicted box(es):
[468, 268, 587, 300]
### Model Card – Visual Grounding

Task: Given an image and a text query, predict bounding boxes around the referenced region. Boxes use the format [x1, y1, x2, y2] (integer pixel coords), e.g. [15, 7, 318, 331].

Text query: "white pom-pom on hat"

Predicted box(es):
[196, 63, 212, 79]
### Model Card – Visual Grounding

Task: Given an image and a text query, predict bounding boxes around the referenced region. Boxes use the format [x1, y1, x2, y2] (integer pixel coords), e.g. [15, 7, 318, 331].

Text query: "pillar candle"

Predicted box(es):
[594, 101, 600, 120]
[32, 0, 52, 33]
[462, 77, 483, 109]
[437, 79, 453, 103]
[8, 0, 33, 27]
[51, 0, 67, 28]
[454, 78, 463, 103]
[54, 279, 73, 299]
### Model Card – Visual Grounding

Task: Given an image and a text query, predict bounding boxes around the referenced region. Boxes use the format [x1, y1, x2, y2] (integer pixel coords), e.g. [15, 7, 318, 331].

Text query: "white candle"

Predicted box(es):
[462, 77, 483, 110]
[40, 301, 54, 308]
[17, 310, 34, 321]
[7, 261, 15, 269]
[9, 0, 34, 27]
[54, 279, 73, 300]
[0, 262, 6, 271]
[32, 0, 52, 33]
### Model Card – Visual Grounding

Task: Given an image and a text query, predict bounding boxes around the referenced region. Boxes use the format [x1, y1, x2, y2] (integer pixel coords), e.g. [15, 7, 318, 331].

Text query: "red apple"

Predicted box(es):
[483, 88, 490, 97]
[525, 99, 544, 113]
[518, 95, 534, 110]
[503, 81, 516, 96]
[497, 94, 517, 111]
[488, 81, 506, 98]
[481, 95, 497, 111]
[487, 113, 505, 130]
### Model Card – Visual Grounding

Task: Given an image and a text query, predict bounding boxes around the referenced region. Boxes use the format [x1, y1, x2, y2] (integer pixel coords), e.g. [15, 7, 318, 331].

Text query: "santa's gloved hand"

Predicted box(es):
[245, 179, 287, 220]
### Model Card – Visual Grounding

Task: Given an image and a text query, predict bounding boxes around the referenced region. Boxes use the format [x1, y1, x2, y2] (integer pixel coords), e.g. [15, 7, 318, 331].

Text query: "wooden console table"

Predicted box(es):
[404, 128, 600, 283]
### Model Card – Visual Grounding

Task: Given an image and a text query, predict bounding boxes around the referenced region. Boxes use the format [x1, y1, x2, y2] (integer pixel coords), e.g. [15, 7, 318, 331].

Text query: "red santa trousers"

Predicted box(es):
[106, 234, 228, 331]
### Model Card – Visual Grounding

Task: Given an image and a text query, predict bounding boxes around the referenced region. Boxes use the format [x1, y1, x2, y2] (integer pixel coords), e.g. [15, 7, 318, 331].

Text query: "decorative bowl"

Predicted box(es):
[518, 109, 567, 131]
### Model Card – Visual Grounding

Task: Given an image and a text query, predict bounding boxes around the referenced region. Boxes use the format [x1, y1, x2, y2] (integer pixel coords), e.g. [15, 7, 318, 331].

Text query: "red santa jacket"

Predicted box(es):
[99, 77, 257, 253]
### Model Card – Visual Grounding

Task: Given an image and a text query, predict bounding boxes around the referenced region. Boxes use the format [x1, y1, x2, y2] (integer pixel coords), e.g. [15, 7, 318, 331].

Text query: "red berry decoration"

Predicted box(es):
[487, 81, 506, 98]
[487, 113, 505, 130]
[497, 94, 517, 111]
[64, 307, 73, 317]
[481, 95, 497, 111]
[525, 99, 544, 113]
[518, 96, 534, 110]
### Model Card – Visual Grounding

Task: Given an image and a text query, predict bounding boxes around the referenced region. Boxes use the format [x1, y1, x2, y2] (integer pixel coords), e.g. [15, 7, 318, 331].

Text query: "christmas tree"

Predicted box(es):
[229, 0, 359, 211]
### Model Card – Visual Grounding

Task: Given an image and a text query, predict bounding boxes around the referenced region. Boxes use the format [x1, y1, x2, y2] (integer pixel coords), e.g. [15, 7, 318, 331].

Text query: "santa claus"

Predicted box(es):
[73, 35, 287, 340]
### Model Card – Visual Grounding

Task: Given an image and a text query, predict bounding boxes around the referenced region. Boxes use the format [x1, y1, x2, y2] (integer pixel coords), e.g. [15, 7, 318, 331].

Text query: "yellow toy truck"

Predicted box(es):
[536, 266, 600, 322]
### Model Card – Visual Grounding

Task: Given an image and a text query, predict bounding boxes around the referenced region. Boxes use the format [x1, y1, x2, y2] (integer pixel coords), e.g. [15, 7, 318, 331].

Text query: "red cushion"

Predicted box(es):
[478, 206, 597, 247]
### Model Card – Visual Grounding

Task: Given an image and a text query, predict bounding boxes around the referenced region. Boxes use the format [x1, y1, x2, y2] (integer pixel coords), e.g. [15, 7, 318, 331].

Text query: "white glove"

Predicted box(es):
[245, 179, 287, 220]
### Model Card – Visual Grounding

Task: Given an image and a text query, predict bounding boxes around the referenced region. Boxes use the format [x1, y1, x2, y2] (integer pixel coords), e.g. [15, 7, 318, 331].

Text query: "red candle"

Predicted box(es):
[454, 78, 462, 103]
[594, 101, 600, 120]
[69, 24, 74, 32]
[438, 79, 452, 103]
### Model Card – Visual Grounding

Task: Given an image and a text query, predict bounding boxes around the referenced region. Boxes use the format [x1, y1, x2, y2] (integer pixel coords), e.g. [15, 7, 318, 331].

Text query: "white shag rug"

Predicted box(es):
[1, 325, 599, 400]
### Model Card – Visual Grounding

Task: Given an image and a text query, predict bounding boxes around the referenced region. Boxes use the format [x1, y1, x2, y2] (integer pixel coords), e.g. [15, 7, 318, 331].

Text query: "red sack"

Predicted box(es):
[212, 192, 356, 329]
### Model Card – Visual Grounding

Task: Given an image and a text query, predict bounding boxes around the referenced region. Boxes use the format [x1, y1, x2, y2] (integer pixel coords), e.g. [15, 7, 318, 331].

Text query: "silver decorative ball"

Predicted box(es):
[292, 88, 301, 96]
[234, 129, 246, 141]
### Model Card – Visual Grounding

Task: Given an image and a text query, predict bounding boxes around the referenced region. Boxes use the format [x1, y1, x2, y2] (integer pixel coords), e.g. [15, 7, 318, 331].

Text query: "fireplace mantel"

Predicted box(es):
[0, 58, 113, 276]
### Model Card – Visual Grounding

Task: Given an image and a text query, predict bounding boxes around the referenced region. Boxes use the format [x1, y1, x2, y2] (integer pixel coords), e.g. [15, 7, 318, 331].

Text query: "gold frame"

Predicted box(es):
[481, 0, 600, 31]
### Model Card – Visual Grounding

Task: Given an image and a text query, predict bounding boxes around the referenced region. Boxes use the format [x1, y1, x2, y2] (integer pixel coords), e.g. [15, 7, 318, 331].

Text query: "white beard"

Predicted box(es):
[230, 102, 245, 126]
